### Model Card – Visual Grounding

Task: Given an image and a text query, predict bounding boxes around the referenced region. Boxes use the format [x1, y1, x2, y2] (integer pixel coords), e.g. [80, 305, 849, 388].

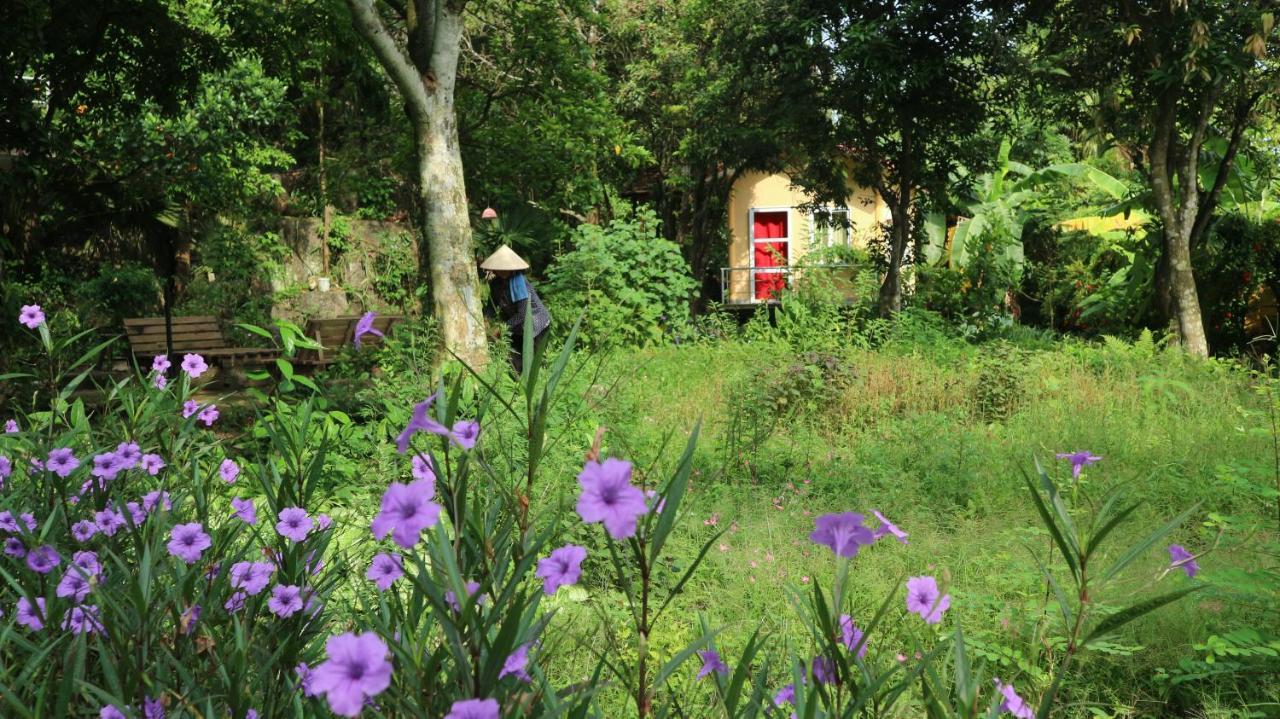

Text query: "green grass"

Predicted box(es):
[479, 333, 1280, 717]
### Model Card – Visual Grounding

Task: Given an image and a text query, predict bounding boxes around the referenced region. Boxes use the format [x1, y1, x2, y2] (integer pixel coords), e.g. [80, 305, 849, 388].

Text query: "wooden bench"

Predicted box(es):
[123, 316, 278, 367]
[295, 314, 402, 369]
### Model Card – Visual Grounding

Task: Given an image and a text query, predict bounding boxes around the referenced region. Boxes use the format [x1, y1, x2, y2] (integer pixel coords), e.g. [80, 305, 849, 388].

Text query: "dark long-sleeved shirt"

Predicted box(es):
[490, 274, 551, 338]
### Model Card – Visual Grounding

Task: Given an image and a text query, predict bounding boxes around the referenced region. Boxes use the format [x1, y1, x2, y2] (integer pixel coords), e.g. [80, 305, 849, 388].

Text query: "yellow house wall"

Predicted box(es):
[725, 170, 888, 304]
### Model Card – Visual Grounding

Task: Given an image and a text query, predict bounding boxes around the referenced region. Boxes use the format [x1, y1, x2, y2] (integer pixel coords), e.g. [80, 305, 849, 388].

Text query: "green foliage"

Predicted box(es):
[369, 230, 420, 312]
[179, 227, 287, 335]
[544, 205, 697, 348]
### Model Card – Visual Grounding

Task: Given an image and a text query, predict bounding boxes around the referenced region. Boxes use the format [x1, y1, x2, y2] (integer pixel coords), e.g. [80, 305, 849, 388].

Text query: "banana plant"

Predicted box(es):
[923, 139, 1131, 273]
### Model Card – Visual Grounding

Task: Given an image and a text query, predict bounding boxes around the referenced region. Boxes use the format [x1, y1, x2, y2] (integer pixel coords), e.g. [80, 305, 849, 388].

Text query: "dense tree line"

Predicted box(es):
[1, 0, 1277, 359]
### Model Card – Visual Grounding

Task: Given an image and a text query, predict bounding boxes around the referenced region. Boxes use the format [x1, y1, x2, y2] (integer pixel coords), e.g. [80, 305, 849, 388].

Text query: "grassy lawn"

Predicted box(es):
[449, 333, 1279, 717]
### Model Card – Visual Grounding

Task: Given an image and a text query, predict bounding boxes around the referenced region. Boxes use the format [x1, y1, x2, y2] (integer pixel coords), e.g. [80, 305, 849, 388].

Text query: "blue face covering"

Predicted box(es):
[508, 273, 530, 302]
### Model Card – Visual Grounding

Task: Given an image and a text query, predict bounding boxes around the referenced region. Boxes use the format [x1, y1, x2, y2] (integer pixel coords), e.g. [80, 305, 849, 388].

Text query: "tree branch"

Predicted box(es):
[347, 0, 430, 126]
[1190, 91, 1261, 248]
[1177, 80, 1222, 226]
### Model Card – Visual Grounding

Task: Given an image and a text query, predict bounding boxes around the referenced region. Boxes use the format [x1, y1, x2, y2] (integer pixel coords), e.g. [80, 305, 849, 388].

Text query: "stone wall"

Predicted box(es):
[274, 215, 418, 321]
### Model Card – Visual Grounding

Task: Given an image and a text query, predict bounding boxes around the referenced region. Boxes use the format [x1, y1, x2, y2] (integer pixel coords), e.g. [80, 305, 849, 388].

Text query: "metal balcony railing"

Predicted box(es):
[719, 264, 859, 306]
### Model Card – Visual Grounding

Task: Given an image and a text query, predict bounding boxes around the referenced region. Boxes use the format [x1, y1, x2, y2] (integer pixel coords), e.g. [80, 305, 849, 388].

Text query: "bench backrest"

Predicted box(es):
[303, 314, 402, 359]
[123, 316, 229, 355]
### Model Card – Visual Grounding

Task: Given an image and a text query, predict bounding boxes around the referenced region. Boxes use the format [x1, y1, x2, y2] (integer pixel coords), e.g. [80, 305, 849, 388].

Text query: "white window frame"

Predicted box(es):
[810, 206, 853, 250]
[748, 207, 791, 302]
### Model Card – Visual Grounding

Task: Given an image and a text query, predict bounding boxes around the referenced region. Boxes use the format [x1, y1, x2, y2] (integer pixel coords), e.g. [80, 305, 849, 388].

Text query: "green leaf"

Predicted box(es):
[1083, 586, 1201, 645]
[649, 422, 700, 563]
[1022, 468, 1080, 582]
[1101, 502, 1201, 582]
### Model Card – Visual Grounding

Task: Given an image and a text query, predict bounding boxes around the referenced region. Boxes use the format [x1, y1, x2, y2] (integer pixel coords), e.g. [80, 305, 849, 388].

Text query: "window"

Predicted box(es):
[811, 208, 852, 249]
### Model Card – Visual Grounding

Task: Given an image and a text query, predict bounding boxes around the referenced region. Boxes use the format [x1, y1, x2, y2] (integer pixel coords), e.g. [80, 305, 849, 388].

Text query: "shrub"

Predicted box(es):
[543, 205, 698, 348]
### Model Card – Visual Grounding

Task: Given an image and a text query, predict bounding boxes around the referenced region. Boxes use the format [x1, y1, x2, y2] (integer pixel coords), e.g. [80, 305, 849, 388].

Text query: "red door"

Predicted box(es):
[753, 210, 789, 300]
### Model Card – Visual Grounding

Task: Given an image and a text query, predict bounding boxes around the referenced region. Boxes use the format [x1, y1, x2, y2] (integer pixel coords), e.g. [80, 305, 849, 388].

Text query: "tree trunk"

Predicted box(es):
[417, 11, 488, 368]
[878, 201, 910, 317]
[346, 0, 489, 368]
[1165, 227, 1209, 358]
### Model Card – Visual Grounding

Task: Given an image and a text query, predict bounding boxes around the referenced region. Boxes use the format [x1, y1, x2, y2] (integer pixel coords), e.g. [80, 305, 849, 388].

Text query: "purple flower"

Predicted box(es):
[230, 561, 275, 596]
[183, 400, 200, 418]
[353, 311, 384, 349]
[444, 699, 500, 719]
[871, 510, 908, 545]
[411, 453, 435, 482]
[809, 512, 876, 558]
[142, 490, 172, 513]
[101, 706, 127, 719]
[115, 442, 141, 469]
[0, 510, 36, 533]
[72, 550, 101, 576]
[366, 553, 403, 591]
[180, 604, 201, 634]
[906, 576, 951, 624]
[16, 596, 46, 630]
[144, 696, 164, 719]
[91, 452, 122, 481]
[0, 455, 9, 484]
[231, 497, 258, 525]
[153, 373, 168, 390]
[395, 393, 448, 453]
[48, 448, 80, 477]
[445, 581, 483, 612]
[63, 604, 102, 634]
[1168, 544, 1200, 578]
[224, 591, 247, 613]
[4, 419, 16, 433]
[1056, 451, 1102, 479]
[268, 584, 304, 618]
[994, 678, 1035, 718]
[370, 479, 441, 548]
[181, 353, 208, 378]
[499, 643, 532, 682]
[96, 508, 126, 536]
[536, 545, 587, 595]
[812, 655, 836, 685]
[840, 614, 868, 659]
[71, 519, 97, 542]
[19, 304, 45, 329]
[56, 566, 94, 602]
[311, 632, 394, 717]
[645, 489, 666, 514]
[220, 458, 240, 484]
[4, 537, 24, 557]
[167, 522, 212, 564]
[295, 662, 321, 697]
[697, 649, 728, 679]
[276, 507, 313, 543]
[576, 458, 648, 540]
[450, 420, 480, 450]
[199, 404, 219, 426]
[317, 514, 333, 531]
[152, 354, 171, 373]
[140, 453, 165, 475]
[125, 501, 146, 526]
[774, 684, 795, 707]
[27, 545, 60, 574]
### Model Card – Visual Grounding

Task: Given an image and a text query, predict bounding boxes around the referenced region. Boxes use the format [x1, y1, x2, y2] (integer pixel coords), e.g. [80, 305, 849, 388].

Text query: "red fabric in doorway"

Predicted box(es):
[753, 211, 788, 300]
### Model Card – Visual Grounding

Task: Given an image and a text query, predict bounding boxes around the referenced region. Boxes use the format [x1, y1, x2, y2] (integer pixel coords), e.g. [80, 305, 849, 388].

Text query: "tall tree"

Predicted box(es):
[605, 0, 821, 309]
[1043, 0, 1279, 357]
[345, 0, 488, 367]
[788, 0, 1020, 316]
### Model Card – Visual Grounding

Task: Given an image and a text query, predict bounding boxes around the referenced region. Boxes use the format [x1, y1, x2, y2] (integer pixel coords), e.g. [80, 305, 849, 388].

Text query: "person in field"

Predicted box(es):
[481, 245, 551, 372]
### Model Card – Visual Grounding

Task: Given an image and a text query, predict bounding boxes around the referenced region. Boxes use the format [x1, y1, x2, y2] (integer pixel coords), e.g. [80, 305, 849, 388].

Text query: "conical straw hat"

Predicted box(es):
[480, 245, 529, 271]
